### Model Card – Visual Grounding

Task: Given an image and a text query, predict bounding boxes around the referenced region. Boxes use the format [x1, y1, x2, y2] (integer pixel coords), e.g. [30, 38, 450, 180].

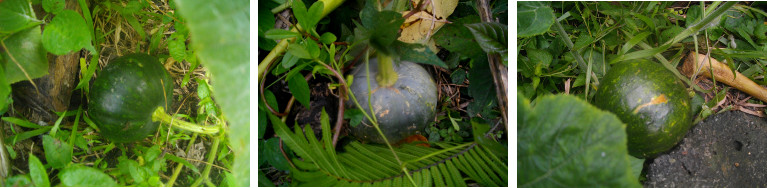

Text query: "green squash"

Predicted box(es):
[594, 61, 692, 158]
[347, 59, 438, 144]
[88, 53, 173, 143]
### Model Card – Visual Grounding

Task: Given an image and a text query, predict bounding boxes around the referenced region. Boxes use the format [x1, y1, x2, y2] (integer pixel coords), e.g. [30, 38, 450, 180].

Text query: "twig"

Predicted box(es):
[476, 0, 508, 129]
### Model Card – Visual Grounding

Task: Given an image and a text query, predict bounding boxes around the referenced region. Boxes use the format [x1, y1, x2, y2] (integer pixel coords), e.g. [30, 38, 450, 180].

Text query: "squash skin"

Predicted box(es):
[88, 53, 173, 143]
[347, 59, 438, 144]
[594, 61, 692, 158]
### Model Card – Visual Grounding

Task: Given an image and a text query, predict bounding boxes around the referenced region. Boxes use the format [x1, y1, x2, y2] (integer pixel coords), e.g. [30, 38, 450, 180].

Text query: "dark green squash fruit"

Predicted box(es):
[594, 61, 692, 158]
[88, 53, 173, 143]
[347, 58, 438, 144]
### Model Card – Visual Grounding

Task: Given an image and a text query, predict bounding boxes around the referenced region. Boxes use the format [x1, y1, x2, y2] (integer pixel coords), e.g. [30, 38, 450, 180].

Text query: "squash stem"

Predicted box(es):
[375, 53, 398, 87]
[152, 107, 220, 134]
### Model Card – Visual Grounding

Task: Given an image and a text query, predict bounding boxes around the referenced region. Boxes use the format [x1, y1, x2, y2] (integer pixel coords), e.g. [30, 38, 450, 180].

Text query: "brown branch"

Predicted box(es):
[476, 0, 508, 130]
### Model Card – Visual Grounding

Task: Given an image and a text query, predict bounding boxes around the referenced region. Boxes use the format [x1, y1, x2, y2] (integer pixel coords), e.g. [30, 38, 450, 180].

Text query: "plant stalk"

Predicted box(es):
[166, 133, 198, 187]
[191, 135, 221, 187]
[375, 53, 398, 87]
[152, 107, 220, 134]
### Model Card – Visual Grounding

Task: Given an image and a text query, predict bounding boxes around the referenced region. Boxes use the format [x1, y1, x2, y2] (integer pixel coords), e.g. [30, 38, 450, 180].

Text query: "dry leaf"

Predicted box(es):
[397, 0, 458, 53]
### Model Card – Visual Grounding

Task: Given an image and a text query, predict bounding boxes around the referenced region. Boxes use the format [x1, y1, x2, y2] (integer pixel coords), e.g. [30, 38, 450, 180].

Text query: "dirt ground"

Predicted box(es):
[644, 111, 767, 187]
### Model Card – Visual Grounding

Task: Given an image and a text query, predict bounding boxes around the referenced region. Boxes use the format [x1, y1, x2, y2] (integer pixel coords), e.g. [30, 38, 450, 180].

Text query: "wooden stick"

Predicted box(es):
[682, 52, 767, 103]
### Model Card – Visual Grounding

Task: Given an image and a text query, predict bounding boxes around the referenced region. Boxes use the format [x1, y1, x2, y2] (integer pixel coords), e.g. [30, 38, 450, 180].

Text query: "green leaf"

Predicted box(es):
[288, 73, 311, 109]
[1, 26, 49, 84]
[526, 48, 552, 68]
[2, 117, 43, 129]
[465, 22, 507, 55]
[306, 1, 325, 29]
[292, 0, 308, 29]
[517, 1, 555, 37]
[393, 41, 447, 68]
[305, 39, 320, 59]
[343, 108, 364, 127]
[42, 135, 72, 169]
[320, 32, 336, 45]
[467, 58, 495, 117]
[518, 94, 640, 187]
[4, 174, 33, 186]
[288, 43, 312, 59]
[259, 109, 267, 139]
[59, 165, 118, 187]
[433, 16, 484, 58]
[0, 0, 41, 35]
[118, 157, 146, 183]
[75, 55, 99, 91]
[258, 170, 274, 186]
[168, 32, 186, 61]
[174, 0, 250, 185]
[264, 137, 292, 171]
[361, 6, 405, 54]
[264, 29, 301, 40]
[281, 51, 299, 68]
[164, 154, 200, 174]
[41, 10, 92, 55]
[42, 0, 64, 14]
[28, 154, 49, 187]
[572, 32, 594, 51]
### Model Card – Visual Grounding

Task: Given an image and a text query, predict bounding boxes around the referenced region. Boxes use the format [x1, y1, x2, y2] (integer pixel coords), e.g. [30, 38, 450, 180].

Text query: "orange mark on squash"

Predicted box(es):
[633, 94, 669, 114]
[379, 109, 390, 118]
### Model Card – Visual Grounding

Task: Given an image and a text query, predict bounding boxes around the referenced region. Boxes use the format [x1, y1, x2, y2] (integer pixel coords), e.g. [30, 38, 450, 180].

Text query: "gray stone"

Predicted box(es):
[644, 111, 767, 187]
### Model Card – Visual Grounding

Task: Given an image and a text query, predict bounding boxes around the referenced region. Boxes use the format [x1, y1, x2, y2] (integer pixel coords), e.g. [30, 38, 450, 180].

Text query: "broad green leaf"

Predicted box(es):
[28, 154, 49, 187]
[465, 22, 507, 55]
[343, 108, 364, 127]
[360, 4, 405, 54]
[4, 174, 33, 186]
[305, 39, 320, 59]
[288, 43, 312, 59]
[433, 16, 484, 58]
[264, 29, 301, 40]
[59, 165, 118, 186]
[572, 32, 594, 51]
[288, 73, 311, 109]
[393, 41, 447, 68]
[168, 32, 186, 61]
[1, 26, 48, 84]
[526, 49, 552, 68]
[280, 52, 299, 68]
[42, 135, 72, 169]
[517, 1, 554, 37]
[306, 1, 325, 29]
[41, 10, 92, 55]
[42, 0, 64, 14]
[118, 157, 146, 184]
[320, 32, 336, 45]
[292, 0, 309, 30]
[264, 137, 292, 171]
[259, 109, 267, 139]
[0, 0, 41, 35]
[258, 1, 278, 50]
[174, 0, 250, 185]
[629, 156, 645, 179]
[518, 94, 640, 187]
[0, 64, 9, 115]
[467, 58, 495, 118]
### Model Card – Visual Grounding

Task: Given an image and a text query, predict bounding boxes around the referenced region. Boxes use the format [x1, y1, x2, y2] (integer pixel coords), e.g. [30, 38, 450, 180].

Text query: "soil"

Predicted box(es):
[644, 111, 767, 187]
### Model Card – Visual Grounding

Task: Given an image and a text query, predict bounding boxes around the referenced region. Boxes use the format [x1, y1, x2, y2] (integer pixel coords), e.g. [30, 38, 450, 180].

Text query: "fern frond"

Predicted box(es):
[269, 112, 508, 186]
